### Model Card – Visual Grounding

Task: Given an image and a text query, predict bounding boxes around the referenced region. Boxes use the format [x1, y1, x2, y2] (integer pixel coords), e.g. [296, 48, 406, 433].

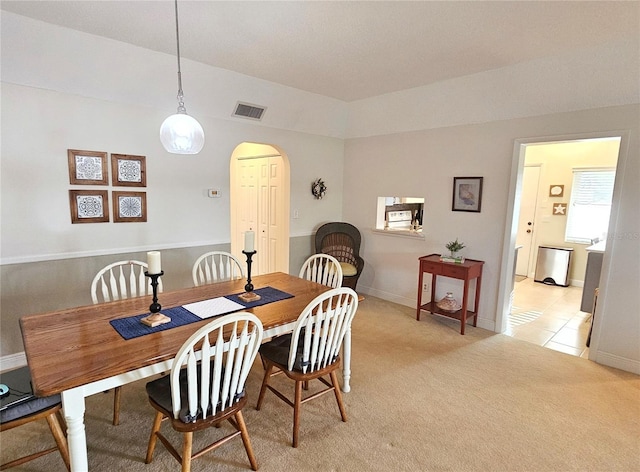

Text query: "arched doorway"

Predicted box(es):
[230, 142, 290, 275]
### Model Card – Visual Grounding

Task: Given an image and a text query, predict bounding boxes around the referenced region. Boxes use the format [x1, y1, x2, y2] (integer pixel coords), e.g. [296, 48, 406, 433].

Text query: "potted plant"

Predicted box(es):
[445, 238, 465, 260]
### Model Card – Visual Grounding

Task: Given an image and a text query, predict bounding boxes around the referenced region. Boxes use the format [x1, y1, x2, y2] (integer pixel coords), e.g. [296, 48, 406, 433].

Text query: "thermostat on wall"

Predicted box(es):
[208, 189, 221, 198]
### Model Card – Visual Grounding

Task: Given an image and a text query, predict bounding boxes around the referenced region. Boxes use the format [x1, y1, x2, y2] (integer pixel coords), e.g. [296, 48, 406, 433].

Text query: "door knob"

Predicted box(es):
[526, 229, 532, 233]
[527, 222, 532, 226]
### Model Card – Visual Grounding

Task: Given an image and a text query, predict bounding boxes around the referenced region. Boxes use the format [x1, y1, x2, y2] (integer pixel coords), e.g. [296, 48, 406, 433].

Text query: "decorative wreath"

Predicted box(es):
[311, 178, 327, 199]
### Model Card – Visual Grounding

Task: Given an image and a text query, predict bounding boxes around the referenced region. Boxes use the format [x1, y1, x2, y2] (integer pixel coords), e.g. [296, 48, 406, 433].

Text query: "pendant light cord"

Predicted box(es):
[173, 0, 186, 113]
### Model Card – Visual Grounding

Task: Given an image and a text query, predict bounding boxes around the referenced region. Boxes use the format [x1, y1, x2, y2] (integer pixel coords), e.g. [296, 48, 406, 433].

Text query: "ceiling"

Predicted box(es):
[2, 1, 638, 102]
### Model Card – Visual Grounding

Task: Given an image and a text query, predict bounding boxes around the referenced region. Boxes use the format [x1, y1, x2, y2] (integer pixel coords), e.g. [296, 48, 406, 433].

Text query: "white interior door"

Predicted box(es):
[231, 145, 289, 277]
[515, 165, 541, 277]
[259, 156, 285, 274]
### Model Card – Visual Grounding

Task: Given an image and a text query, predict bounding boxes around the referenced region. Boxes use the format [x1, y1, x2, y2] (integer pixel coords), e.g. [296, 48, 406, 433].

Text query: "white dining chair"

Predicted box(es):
[145, 312, 263, 472]
[91, 260, 162, 425]
[91, 260, 161, 304]
[192, 251, 244, 287]
[256, 287, 358, 447]
[298, 254, 343, 288]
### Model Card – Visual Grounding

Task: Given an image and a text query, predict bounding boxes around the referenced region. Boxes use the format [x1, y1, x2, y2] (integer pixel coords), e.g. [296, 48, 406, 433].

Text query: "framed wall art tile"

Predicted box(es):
[69, 190, 109, 223]
[113, 191, 147, 223]
[68, 149, 108, 185]
[549, 184, 564, 197]
[553, 203, 567, 215]
[111, 154, 146, 187]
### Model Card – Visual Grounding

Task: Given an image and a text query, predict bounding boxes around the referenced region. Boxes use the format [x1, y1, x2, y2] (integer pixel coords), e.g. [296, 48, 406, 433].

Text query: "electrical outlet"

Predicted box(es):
[423, 282, 429, 291]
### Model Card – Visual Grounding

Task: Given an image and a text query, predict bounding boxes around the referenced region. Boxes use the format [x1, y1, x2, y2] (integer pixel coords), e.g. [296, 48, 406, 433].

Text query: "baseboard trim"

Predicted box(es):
[360, 286, 496, 332]
[0, 352, 27, 372]
[592, 350, 640, 375]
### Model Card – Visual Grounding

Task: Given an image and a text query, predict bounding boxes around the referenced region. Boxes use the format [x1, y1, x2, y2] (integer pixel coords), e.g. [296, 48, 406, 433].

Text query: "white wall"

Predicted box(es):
[344, 105, 639, 373]
[1, 13, 345, 265]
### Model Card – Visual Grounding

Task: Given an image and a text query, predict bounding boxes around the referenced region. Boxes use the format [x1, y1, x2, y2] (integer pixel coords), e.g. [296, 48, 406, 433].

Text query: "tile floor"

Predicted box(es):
[505, 277, 592, 358]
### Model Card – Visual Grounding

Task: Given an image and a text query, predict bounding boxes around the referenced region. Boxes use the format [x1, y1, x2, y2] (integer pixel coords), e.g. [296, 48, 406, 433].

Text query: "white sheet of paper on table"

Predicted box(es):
[183, 297, 245, 319]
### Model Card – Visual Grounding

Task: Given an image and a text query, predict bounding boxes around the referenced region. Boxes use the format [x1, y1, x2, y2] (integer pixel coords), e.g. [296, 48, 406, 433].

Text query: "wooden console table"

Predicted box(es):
[416, 254, 484, 335]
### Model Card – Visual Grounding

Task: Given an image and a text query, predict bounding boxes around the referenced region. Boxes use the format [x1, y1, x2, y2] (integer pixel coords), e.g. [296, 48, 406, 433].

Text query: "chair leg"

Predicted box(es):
[292, 380, 303, 448]
[145, 411, 163, 464]
[256, 364, 274, 410]
[45, 411, 71, 471]
[181, 431, 193, 472]
[330, 371, 347, 422]
[112, 386, 122, 426]
[235, 411, 258, 471]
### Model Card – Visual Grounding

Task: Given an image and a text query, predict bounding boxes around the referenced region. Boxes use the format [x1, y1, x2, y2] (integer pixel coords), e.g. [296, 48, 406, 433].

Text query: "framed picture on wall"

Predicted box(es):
[69, 190, 109, 223]
[111, 154, 146, 187]
[452, 176, 483, 212]
[67, 149, 108, 185]
[549, 184, 564, 197]
[112, 191, 147, 223]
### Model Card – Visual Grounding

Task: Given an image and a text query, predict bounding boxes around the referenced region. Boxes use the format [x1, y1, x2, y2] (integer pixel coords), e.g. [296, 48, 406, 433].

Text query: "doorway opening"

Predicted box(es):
[230, 142, 290, 276]
[497, 134, 623, 358]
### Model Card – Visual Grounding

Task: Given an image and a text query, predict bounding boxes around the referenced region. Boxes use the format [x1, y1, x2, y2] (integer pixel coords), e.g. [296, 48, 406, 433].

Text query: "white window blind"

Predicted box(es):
[565, 168, 615, 244]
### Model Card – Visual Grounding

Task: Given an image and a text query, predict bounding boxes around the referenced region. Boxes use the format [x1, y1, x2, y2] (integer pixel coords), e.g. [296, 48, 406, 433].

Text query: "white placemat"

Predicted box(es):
[183, 297, 245, 319]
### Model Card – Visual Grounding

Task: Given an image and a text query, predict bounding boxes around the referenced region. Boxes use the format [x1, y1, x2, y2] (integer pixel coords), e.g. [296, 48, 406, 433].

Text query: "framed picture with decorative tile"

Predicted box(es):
[111, 154, 146, 187]
[112, 191, 147, 223]
[69, 190, 109, 223]
[68, 149, 108, 185]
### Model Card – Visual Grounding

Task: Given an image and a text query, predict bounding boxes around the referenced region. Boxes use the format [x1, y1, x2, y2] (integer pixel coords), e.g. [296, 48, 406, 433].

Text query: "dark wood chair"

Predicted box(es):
[314, 222, 364, 291]
[256, 287, 359, 447]
[0, 367, 70, 471]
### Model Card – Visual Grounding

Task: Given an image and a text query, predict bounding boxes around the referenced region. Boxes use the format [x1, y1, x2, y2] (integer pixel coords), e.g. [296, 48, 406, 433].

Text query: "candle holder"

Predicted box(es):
[140, 271, 172, 327]
[238, 250, 261, 302]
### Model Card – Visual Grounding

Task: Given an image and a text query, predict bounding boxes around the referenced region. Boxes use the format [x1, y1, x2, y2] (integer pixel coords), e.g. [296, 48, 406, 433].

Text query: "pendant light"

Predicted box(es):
[160, 0, 205, 154]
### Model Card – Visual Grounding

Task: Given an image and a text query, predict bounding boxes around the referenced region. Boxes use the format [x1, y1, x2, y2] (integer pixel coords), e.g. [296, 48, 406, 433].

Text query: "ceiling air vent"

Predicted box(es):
[233, 102, 266, 121]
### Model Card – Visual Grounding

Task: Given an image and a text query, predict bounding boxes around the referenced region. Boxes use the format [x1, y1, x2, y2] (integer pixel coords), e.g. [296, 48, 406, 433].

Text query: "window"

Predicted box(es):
[565, 168, 615, 244]
[375, 197, 424, 234]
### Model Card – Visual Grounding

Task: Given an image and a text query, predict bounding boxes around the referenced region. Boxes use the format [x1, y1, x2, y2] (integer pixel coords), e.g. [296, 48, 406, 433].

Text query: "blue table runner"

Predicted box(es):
[110, 286, 293, 340]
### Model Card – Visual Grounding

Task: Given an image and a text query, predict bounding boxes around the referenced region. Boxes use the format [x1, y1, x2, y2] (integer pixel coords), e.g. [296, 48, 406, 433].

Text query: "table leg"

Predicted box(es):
[473, 274, 482, 327]
[342, 327, 351, 393]
[62, 388, 88, 472]
[460, 278, 470, 335]
[416, 269, 424, 320]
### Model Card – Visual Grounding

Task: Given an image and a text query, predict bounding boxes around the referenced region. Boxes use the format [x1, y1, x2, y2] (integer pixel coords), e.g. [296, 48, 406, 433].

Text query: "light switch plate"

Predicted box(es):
[208, 189, 221, 198]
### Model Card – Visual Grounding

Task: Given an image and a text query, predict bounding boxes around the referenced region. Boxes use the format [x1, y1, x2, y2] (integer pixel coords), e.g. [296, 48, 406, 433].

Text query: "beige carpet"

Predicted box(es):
[2, 296, 639, 471]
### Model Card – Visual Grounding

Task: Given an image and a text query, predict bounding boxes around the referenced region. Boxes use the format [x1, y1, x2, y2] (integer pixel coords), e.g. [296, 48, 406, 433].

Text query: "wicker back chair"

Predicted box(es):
[314, 222, 364, 291]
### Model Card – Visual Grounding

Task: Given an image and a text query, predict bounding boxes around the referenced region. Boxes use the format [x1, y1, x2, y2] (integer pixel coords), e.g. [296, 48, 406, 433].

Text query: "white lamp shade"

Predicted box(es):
[159, 113, 205, 154]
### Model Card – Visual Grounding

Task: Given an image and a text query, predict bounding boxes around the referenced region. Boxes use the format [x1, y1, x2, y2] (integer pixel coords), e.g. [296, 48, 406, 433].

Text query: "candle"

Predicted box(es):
[147, 251, 162, 274]
[244, 231, 255, 252]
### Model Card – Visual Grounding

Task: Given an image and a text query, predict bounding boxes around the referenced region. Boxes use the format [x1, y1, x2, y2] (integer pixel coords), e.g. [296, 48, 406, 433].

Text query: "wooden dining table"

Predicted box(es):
[20, 272, 351, 472]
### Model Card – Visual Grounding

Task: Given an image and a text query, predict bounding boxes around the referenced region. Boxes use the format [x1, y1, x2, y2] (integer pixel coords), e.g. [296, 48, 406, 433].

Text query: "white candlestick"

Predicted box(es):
[244, 231, 255, 252]
[147, 251, 162, 274]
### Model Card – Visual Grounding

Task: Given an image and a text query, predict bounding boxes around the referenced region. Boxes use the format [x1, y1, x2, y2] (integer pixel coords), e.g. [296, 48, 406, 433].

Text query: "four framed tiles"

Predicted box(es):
[67, 149, 147, 224]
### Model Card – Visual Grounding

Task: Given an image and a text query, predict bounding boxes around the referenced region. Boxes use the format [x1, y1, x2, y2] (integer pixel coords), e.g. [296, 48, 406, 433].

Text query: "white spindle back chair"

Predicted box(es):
[256, 287, 358, 447]
[91, 260, 161, 304]
[90, 260, 162, 425]
[145, 313, 263, 471]
[192, 251, 244, 287]
[298, 254, 343, 288]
